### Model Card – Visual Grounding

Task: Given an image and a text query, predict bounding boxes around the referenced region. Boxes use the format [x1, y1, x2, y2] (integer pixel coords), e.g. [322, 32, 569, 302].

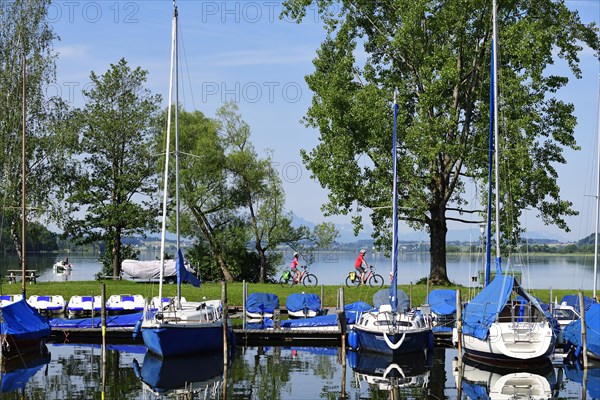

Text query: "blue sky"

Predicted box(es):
[49, 1, 599, 242]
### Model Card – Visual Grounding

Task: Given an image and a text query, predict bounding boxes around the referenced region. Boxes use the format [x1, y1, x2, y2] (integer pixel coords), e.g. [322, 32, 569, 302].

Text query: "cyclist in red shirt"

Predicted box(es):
[354, 249, 369, 284]
[290, 252, 301, 282]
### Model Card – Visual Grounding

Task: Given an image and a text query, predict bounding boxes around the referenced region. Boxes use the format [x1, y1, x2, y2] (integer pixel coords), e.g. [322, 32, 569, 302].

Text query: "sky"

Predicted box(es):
[47, 0, 599, 243]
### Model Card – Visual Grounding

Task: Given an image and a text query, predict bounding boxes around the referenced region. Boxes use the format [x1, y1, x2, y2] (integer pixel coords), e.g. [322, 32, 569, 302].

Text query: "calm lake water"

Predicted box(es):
[4, 344, 596, 399]
[2, 250, 596, 292]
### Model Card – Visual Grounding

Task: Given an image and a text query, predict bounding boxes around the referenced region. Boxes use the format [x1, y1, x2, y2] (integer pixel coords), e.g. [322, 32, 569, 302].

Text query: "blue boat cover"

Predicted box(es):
[0, 299, 51, 340]
[563, 302, 600, 358]
[559, 294, 596, 313]
[427, 289, 457, 315]
[246, 293, 279, 314]
[285, 293, 321, 313]
[50, 312, 144, 328]
[344, 301, 372, 312]
[462, 275, 543, 340]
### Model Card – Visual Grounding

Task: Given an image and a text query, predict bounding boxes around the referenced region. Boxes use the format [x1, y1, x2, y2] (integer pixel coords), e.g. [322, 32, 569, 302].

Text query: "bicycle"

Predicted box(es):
[346, 265, 384, 288]
[279, 265, 318, 288]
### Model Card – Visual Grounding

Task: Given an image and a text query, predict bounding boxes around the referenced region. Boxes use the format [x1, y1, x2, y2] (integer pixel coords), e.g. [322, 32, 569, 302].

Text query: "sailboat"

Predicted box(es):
[561, 75, 600, 362]
[347, 93, 433, 356]
[139, 1, 229, 358]
[453, 0, 555, 364]
[0, 48, 51, 361]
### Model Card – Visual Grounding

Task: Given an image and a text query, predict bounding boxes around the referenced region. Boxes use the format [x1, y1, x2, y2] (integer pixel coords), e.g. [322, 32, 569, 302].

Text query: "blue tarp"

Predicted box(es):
[246, 293, 279, 315]
[462, 275, 544, 340]
[50, 312, 144, 328]
[285, 293, 322, 314]
[427, 289, 457, 315]
[559, 294, 596, 313]
[0, 299, 51, 340]
[563, 302, 600, 358]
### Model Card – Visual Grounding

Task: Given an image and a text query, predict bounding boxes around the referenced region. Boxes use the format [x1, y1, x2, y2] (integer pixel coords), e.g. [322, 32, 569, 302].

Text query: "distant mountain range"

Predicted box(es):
[291, 213, 573, 244]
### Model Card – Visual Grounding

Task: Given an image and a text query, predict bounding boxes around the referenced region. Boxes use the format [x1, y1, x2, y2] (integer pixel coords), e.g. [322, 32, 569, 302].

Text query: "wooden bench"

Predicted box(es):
[6, 270, 40, 284]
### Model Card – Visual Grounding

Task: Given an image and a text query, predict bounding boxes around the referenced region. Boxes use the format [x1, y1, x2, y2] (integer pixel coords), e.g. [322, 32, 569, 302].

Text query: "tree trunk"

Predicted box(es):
[257, 242, 267, 283]
[429, 207, 450, 285]
[112, 230, 121, 279]
[216, 254, 234, 282]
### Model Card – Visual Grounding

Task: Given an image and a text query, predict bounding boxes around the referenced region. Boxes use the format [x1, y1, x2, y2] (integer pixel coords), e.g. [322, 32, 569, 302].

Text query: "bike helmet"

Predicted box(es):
[360, 249, 366, 254]
[294, 252, 299, 257]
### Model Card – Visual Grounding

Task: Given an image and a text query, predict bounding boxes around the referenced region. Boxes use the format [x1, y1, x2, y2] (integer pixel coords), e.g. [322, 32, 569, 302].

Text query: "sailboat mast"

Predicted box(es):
[594, 81, 600, 299]
[174, 2, 181, 305]
[21, 52, 27, 297]
[492, 0, 502, 276]
[158, 3, 177, 303]
[389, 91, 399, 311]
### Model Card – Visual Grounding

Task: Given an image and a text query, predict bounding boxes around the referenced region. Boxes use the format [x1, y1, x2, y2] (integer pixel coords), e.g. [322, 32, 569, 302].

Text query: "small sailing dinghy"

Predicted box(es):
[286, 293, 324, 319]
[348, 94, 433, 356]
[245, 292, 279, 321]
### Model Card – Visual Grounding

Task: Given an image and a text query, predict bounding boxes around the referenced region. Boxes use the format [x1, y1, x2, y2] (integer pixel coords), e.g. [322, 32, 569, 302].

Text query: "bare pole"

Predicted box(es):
[21, 50, 27, 297]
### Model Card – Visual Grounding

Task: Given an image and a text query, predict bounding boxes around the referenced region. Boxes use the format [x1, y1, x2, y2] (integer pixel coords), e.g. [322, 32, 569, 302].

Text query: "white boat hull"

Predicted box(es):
[27, 295, 66, 314]
[453, 321, 555, 363]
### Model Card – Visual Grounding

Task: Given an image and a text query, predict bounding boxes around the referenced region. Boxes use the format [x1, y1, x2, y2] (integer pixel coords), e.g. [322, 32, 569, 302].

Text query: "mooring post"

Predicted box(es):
[222, 281, 229, 363]
[456, 289, 462, 363]
[242, 280, 247, 330]
[579, 291, 588, 368]
[101, 284, 106, 364]
[321, 285, 324, 311]
[409, 282, 413, 309]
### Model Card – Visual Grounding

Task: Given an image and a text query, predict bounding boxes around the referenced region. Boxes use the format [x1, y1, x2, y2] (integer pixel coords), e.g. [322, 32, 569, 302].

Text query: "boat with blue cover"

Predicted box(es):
[426, 289, 456, 337]
[285, 293, 323, 318]
[245, 292, 279, 320]
[563, 301, 600, 361]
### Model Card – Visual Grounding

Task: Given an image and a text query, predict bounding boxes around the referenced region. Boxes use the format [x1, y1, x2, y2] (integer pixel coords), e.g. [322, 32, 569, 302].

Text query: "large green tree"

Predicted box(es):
[63, 59, 161, 278]
[282, 0, 599, 284]
[0, 0, 70, 259]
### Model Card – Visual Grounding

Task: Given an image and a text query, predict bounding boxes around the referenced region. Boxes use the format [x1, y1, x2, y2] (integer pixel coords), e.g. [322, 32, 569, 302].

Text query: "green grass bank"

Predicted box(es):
[3, 280, 596, 309]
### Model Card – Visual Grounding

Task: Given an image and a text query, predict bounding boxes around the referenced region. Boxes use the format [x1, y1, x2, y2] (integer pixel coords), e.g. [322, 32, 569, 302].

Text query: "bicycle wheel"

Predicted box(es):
[279, 275, 289, 287]
[302, 273, 318, 288]
[369, 274, 384, 288]
[346, 273, 360, 288]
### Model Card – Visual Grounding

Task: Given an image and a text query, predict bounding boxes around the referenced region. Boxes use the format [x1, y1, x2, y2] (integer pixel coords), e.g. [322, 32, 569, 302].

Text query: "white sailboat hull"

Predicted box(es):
[453, 321, 555, 362]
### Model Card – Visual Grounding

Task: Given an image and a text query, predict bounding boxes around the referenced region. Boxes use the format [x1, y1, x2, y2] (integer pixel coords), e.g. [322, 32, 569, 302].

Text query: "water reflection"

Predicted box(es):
[133, 351, 226, 398]
[0, 344, 593, 399]
[1, 344, 50, 394]
[347, 350, 432, 397]
[454, 355, 558, 399]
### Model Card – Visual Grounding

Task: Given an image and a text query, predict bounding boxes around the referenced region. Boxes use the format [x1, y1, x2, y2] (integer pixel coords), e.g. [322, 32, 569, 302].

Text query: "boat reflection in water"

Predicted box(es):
[453, 354, 558, 399]
[1, 344, 51, 394]
[133, 351, 227, 397]
[347, 349, 432, 394]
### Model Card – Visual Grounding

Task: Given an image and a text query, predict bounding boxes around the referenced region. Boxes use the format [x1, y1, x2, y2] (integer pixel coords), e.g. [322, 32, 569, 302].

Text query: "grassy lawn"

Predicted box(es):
[3, 280, 595, 308]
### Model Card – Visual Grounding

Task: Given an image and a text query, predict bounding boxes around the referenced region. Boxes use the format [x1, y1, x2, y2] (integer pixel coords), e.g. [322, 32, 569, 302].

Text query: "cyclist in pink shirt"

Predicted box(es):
[290, 252, 301, 282]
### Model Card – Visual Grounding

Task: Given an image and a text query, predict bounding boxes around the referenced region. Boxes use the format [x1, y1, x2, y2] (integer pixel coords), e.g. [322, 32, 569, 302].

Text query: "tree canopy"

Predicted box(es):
[62, 59, 162, 277]
[282, 0, 599, 284]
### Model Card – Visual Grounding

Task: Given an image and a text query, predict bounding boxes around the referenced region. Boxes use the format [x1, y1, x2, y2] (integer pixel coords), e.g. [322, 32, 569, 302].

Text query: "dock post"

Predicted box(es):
[242, 280, 247, 330]
[409, 282, 413, 309]
[321, 285, 324, 310]
[456, 289, 462, 365]
[101, 284, 106, 364]
[222, 282, 229, 361]
[579, 291, 588, 368]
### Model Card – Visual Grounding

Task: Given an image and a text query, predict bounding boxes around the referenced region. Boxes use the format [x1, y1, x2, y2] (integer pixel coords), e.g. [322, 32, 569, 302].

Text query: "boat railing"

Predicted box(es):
[497, 301, 543, 324]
